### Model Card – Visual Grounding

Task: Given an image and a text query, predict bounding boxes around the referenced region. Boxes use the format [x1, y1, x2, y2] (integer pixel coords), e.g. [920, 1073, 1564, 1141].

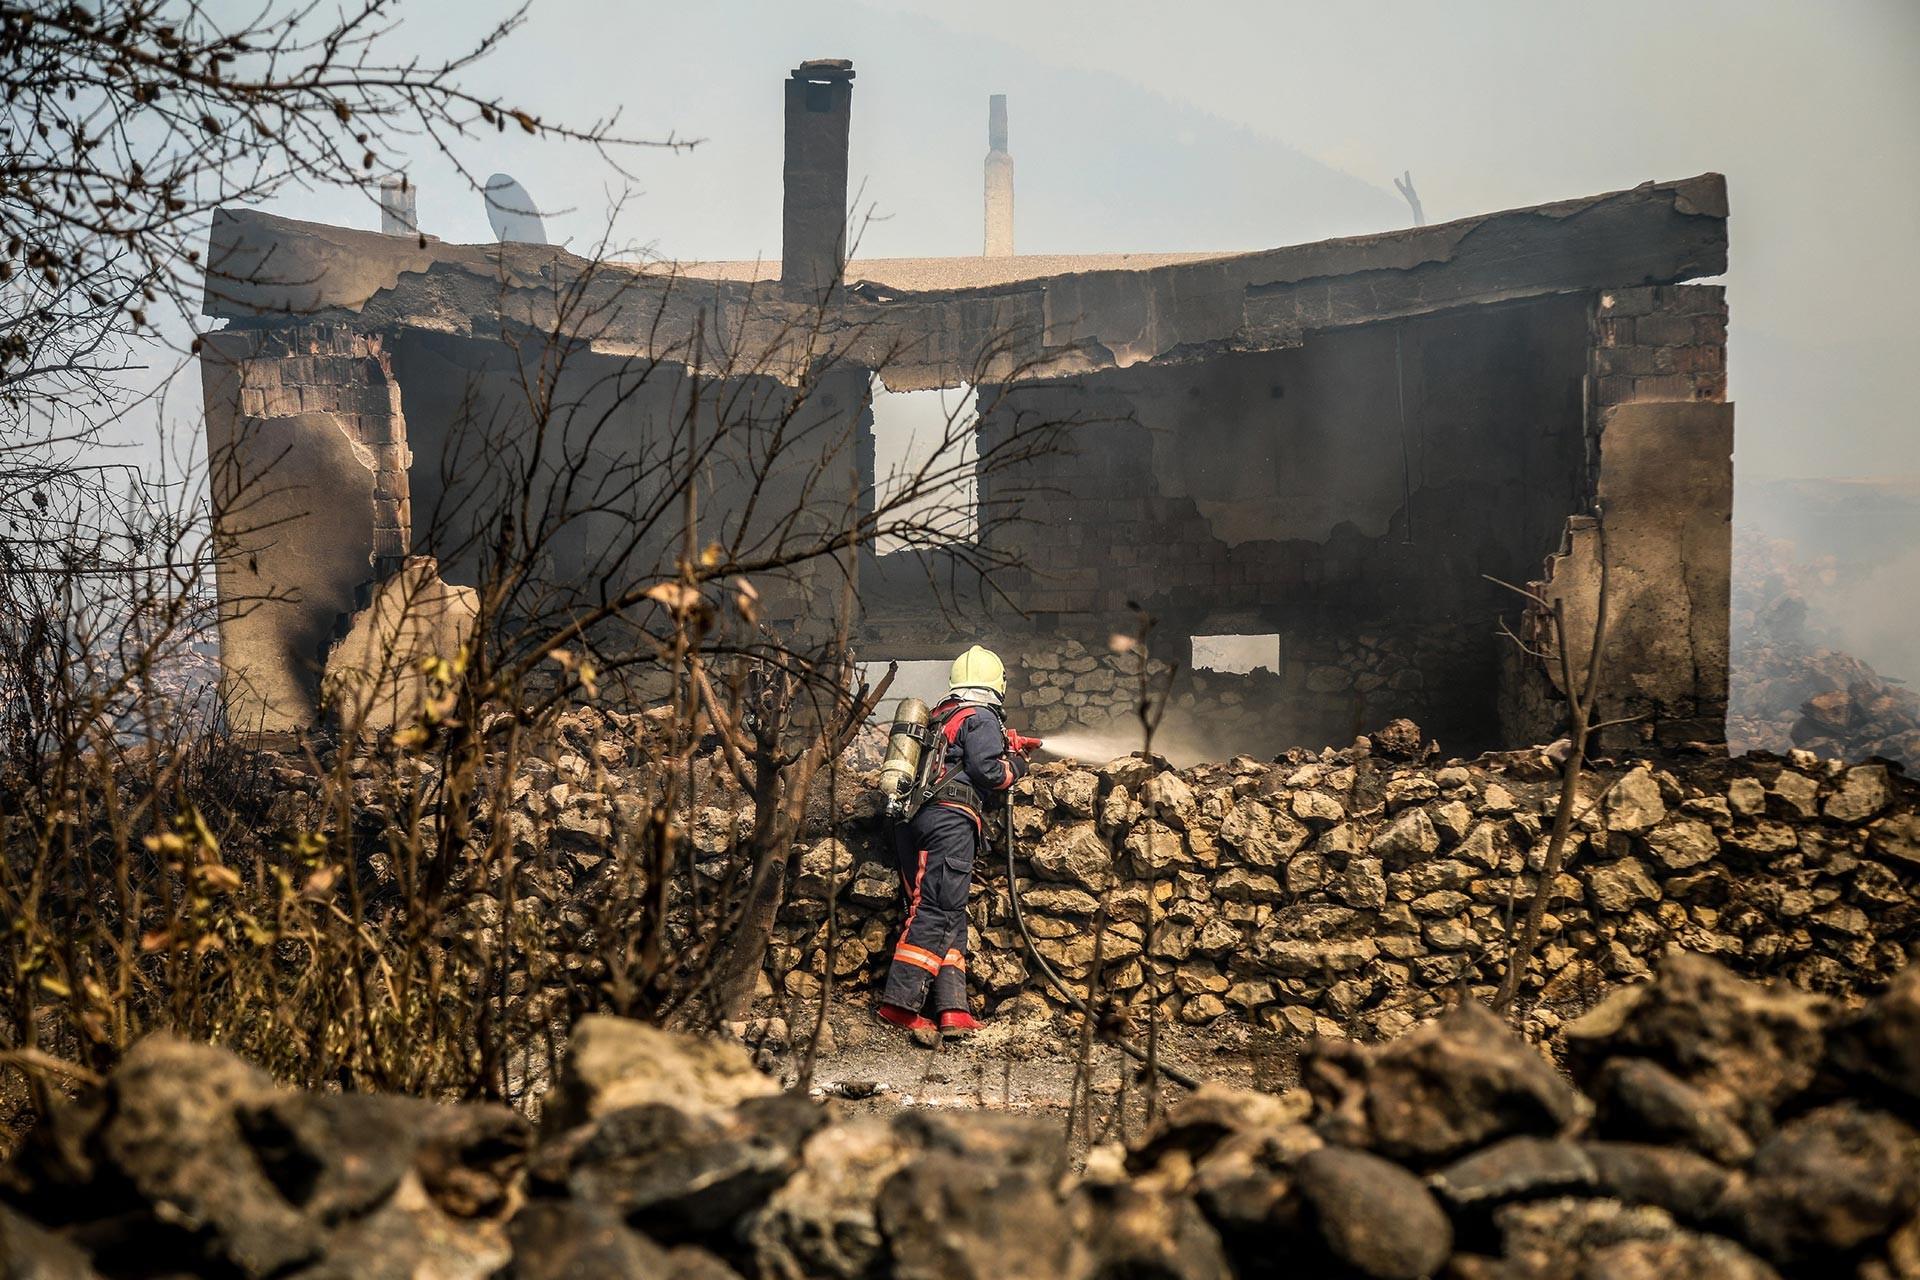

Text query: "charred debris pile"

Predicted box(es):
[1731, 528, 1920, 765]
[2, 952, 1917, 1278]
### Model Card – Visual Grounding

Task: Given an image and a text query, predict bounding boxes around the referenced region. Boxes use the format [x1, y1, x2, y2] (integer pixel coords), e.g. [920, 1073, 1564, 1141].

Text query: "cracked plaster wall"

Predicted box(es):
[390, 331, 867, 648]
[201, 325, 408, 730]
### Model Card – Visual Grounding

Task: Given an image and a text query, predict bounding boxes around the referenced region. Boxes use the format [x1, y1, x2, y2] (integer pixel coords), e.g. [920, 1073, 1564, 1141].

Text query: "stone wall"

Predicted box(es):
[764, 744, 1916, 1040]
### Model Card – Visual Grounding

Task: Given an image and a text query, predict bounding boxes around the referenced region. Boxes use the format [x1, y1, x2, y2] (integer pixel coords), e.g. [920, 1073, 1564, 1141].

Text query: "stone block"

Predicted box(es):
[1595, 374, 1637, 404]
[1594, 316, 1634, 347]
[1632, 373, 1705, 401]
[1660, 284, 1726, 316]
[372, 526, 410, 559]
[1598, 346, 1661, 377]
[1664, 343, 1724, 375]
[1601, 287, 1660, 316]
[1634, 313, 1700, 347]
[369, 443, 413, 472]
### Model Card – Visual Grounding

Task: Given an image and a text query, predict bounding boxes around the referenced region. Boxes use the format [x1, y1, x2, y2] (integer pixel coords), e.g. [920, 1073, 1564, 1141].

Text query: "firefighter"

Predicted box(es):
[877, 645, 1031, 1042]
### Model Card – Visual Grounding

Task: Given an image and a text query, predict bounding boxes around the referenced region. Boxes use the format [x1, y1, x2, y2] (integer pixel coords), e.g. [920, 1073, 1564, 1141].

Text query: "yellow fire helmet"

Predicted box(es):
[948, 644, 1007, 697]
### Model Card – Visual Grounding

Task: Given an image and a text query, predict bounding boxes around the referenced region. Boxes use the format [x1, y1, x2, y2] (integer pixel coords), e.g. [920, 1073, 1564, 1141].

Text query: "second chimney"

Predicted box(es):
[781, 59, 855, 295]
[984, 94, 1013, 257]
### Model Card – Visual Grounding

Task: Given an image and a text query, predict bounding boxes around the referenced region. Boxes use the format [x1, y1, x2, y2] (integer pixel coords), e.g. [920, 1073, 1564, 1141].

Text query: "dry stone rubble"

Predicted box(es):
[2, 952, 1916, 1277]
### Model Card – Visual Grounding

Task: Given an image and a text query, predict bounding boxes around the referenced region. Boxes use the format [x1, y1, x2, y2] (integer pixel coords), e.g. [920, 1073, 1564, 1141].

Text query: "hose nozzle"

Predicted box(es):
[1007, 731, 1044, 756]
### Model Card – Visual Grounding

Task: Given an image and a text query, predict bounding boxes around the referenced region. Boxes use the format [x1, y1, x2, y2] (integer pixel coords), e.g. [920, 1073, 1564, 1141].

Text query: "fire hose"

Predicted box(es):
[999, 786, 1200, 1092]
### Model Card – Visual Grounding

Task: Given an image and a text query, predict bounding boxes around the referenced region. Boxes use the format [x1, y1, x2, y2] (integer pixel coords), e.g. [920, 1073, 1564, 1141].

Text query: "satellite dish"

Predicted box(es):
[483, 173, 548, 245]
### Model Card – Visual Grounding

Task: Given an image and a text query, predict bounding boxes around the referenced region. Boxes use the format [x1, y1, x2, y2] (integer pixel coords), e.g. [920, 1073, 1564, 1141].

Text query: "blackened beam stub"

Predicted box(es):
[202, 173, 1727, 389]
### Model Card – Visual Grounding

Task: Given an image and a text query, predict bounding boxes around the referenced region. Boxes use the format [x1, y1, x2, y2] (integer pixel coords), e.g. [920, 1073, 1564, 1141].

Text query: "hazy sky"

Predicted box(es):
[897, 0, 1919, 485]
[234, 0, 1919, 484]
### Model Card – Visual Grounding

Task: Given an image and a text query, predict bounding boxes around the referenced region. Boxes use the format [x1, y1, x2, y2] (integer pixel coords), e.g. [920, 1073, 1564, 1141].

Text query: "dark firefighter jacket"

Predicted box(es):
[924, 697, 1027, 817]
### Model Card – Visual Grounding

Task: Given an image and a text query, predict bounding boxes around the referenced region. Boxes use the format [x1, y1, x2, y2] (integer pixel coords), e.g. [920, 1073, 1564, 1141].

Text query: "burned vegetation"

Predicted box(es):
[0, 16, 1914, 1280]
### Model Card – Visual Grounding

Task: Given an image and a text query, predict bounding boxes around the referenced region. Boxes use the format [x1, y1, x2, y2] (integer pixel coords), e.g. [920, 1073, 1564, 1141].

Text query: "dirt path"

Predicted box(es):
[754, 999, 1303, 1154]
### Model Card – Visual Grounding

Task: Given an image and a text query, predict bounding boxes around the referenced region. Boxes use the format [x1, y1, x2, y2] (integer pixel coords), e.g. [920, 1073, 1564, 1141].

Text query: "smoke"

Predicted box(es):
[1822, 545, 1920, 683]
[1736, 479, 1920, 686]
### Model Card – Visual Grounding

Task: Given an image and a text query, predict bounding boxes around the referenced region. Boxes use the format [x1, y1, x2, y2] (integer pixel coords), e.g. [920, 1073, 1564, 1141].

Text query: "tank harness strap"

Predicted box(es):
[901, 703, 992, 822]
[928, 704, 985, 791]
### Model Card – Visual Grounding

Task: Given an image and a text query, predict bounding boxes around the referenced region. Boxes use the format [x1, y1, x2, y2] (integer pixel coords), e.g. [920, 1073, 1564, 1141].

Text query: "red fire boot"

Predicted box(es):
[877, 1003, 939, 1047]
[938, 1010, 980, 1039]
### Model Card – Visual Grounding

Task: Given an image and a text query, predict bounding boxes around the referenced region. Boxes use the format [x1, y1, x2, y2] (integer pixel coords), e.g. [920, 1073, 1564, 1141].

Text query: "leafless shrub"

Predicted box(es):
[0, 0, 667, 431]
[1, 211, 1087, 1133]
[1489, 515, 1630, 1014]
[2, 0, 669, 791]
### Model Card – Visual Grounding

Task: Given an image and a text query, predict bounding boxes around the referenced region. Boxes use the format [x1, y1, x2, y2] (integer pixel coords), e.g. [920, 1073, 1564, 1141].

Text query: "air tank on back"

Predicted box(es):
[877, 697, 930, 814]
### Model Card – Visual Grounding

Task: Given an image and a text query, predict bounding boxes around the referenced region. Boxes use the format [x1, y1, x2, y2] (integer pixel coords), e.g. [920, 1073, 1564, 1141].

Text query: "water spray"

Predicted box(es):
[1030, 727, 1153, 763]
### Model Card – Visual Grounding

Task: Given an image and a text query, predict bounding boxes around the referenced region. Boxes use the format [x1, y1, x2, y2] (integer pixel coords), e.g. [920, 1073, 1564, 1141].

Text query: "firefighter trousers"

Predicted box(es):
[881, 803, 978, 1013]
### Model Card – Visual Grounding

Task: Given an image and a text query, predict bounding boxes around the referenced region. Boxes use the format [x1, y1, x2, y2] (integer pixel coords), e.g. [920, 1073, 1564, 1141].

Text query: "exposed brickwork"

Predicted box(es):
[1591, 284, 1728, 407]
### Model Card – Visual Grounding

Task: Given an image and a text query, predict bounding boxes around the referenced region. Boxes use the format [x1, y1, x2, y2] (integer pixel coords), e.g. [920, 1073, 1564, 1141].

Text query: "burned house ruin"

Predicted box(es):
[200, 58, 1733, 758]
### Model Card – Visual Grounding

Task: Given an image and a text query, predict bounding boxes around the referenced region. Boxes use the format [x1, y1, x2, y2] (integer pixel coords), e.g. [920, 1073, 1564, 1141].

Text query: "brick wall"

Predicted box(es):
[1592, 284, 1729, 408]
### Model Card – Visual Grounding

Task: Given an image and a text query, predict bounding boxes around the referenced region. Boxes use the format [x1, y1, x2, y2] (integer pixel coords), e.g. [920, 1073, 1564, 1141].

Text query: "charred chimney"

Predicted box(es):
[781, 59, 855, 295]
[985, 94, 1013, 257]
